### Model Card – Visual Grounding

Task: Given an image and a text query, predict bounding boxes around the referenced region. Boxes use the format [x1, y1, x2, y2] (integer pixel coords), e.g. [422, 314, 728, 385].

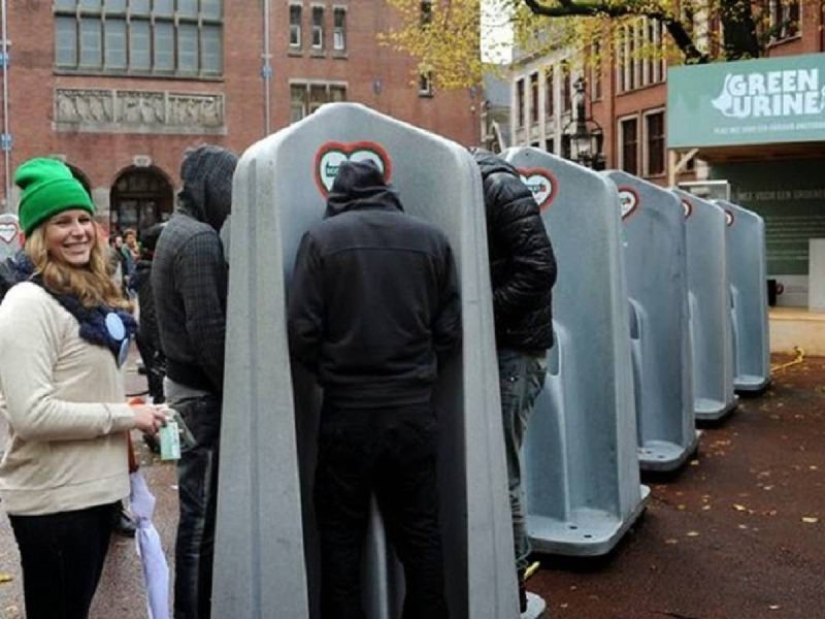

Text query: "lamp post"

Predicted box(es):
[562, 77, 605, 170]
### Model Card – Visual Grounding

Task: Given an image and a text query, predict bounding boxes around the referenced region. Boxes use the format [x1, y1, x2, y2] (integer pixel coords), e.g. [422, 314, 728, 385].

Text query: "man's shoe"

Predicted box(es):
[517, 568, 528, 613]
[113, 505, 137, 538]
[143, 432, 161, 454]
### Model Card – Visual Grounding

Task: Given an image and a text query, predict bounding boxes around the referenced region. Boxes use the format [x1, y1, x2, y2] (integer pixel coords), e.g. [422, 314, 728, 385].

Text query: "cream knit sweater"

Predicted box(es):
[0, 282, 136, 515]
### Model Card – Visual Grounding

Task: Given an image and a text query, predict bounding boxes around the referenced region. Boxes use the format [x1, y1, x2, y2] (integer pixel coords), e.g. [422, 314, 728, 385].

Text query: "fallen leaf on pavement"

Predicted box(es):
[0, 573, 12, 584]
[801, 517, 819, 524]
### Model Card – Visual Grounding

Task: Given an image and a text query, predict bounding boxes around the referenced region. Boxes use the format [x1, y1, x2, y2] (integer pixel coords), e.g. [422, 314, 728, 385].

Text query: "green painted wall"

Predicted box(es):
[711, 160, 825, 275]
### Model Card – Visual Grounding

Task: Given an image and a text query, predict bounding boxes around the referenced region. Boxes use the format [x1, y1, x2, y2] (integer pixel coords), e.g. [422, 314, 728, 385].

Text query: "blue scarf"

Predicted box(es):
[3, 252, 137, 364]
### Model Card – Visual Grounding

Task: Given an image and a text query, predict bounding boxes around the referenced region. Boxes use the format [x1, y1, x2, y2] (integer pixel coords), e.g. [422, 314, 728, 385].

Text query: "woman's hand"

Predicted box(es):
[131, 404, 169, 436]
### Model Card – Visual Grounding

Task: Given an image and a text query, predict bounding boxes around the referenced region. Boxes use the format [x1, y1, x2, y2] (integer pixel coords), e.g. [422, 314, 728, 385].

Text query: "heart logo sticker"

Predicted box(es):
[618, 187, 640, 220]
[0, 220, 20, 245]
[681, 199, 693, 219]
[725, 210, 735, 227]
[517, 168, 557, 212]
[315, 141, 392, 196]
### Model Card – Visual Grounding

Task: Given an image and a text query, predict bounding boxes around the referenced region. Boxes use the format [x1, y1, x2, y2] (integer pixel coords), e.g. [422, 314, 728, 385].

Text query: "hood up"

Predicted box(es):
[325, 160, 403, 218]
[177, 145, 239, 231]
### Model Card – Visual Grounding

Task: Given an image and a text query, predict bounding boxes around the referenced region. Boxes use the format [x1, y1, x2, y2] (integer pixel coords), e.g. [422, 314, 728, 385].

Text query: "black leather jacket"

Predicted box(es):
[473, 149, 556, 351]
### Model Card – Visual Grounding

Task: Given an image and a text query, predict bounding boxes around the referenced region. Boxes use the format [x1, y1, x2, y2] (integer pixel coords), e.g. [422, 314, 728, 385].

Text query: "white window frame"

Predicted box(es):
[419, 71, 434, 97]
[333, 6, 346, 51]
[289, 4, 302, 48]
[311, 5, 324, 50]
[642, 108, 666, 177]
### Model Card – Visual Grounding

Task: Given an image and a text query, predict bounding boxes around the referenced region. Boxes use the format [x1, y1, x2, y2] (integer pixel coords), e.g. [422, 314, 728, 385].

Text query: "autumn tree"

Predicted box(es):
[381, 0, 806, 90]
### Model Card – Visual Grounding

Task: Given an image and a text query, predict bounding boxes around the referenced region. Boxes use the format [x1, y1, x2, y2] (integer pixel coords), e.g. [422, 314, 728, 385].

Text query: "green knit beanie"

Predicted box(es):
[15, 158, 95, 236]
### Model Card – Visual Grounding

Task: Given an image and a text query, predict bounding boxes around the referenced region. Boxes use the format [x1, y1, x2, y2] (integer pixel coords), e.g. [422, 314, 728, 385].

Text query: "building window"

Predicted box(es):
[290, 4, 302, 48]
[311, 6, 324, 50]
[420, 0, 433, 26]
[561, 65, 572, 114]
[620, 117, 639, 175]
[545, 137, 555, 154]
[645, 111, 665, 177]
[333, 7, 346, 51]
[419, 71, 434, 97]
[54, 0, 223, 76]
[530, 72, 539, 125]
[516, 78, 525, 128]
[590, 41, 602, 101]
[290, 82, 347, 123]
[616, 18, 665, 93]
[768, 0, 800, 41]
[544, 66, 554, 118]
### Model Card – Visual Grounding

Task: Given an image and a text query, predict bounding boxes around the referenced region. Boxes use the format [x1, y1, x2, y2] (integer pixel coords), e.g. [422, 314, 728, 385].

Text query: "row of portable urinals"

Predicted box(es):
[1, 101, 769, 619]
[211, 103, 773, 619]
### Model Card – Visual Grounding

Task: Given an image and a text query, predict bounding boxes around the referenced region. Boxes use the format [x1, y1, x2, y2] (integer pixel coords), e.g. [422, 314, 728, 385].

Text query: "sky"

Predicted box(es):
[481, 0, 514, 64]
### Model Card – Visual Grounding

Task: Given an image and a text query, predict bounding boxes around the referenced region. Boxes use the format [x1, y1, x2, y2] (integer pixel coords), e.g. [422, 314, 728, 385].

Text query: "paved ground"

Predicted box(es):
[1, 352, 824, 618]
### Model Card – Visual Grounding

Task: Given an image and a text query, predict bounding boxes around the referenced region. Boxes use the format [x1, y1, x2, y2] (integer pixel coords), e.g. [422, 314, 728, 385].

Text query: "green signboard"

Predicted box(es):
[668, 53, 825, 148]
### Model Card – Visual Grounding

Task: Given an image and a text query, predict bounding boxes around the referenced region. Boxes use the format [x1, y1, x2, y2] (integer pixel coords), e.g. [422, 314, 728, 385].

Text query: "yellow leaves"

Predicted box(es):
[381, 0, 486, 90]
[0, 572, 12, 584]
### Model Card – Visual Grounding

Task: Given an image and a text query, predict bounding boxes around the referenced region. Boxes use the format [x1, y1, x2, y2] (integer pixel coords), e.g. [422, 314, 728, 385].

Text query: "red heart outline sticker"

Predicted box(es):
[681, 199, 693, 219]
[517, 168, 558, 212]
[314, 141, 393, 197]
[617, 186, 641, 221]
[0, 219, 20, 245]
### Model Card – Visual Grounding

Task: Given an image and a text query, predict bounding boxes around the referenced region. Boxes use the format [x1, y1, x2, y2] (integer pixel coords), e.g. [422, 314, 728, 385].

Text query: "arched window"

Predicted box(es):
[110, 167, 173, 235]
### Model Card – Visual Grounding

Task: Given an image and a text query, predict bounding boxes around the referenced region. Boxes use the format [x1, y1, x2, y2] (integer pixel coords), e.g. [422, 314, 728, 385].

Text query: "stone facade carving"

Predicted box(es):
[55, 88, 225, 134]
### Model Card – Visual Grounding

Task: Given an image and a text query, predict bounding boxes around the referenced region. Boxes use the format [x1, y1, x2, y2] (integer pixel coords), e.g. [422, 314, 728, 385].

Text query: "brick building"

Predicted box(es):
[0, 0, 479, 234]
[509, 1, 824, 187]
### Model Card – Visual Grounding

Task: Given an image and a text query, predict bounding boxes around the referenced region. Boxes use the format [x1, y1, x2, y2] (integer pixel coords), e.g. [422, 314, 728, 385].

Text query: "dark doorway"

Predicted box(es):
[110, 167, 173, 236]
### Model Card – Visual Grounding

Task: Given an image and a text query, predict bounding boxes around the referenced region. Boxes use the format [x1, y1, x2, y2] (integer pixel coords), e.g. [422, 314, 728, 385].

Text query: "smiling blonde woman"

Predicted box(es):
[0, 157, 169, 619]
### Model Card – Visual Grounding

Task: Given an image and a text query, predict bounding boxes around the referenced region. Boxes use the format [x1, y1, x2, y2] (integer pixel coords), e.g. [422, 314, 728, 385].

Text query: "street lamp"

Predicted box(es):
[561, 77, 605, 170]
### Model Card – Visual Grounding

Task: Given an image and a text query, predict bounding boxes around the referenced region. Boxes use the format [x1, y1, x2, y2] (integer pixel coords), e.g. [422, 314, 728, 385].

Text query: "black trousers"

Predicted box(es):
[9, 502, 116, 619]
[171, 392, 221, 619]
[315, 402, 449, 619]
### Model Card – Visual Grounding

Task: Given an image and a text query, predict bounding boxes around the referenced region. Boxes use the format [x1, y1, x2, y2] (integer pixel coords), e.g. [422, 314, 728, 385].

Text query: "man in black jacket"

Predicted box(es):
[288, 160, 461, 619]
[152, 144, 238, 619]
[472, 148, 557, 614]
[133, 222, 166, 406]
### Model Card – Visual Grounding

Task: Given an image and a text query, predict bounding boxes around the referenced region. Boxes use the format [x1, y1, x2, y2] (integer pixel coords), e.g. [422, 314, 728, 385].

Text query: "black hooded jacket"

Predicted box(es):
[288, 160, 461, 409]
[152, 145, 238, 394]
[472, 149, 556, 351]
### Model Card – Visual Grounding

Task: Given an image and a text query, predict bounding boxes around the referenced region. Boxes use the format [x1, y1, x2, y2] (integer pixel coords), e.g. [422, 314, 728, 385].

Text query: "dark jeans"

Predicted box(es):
[498, 348, 547, 573]
[135, 334, 165, 403]
[315, 403, 448, 619]
[9, 502, 116, 619]
[170, 392, 221, 619]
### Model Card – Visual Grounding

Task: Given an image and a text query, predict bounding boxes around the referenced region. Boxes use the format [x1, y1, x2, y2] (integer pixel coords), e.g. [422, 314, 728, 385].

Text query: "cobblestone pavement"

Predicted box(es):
[2, 353, 824, 618]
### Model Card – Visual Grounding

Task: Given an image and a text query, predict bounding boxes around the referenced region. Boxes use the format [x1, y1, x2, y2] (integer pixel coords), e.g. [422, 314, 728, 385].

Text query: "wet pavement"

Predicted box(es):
[1, 352, 824, 618]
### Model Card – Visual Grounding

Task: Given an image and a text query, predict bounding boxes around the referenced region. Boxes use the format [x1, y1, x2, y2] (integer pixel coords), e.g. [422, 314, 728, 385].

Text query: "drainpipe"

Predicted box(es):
[262, 0, 272, 136]
[1, 0, 10, 209]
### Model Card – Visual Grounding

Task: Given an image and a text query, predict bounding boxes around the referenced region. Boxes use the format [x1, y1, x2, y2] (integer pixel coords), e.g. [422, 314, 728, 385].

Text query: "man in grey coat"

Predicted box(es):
[152, 144, 238, 619]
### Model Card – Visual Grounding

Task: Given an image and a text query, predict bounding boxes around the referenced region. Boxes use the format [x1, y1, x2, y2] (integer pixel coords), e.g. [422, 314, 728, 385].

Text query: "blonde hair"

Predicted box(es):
[25, 224, 132, 311]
